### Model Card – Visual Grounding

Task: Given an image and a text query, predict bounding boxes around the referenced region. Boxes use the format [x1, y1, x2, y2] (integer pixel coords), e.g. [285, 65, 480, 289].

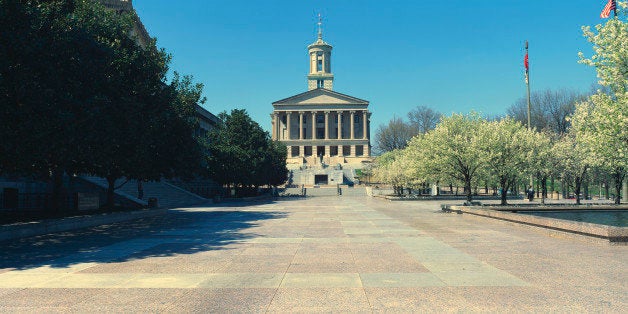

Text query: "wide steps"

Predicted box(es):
[79, 176, 208, 209]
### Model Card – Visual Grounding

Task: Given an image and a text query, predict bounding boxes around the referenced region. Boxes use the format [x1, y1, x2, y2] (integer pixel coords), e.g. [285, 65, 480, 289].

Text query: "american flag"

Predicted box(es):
[600, 0, 616, 18]
[524, 52, 529, 84]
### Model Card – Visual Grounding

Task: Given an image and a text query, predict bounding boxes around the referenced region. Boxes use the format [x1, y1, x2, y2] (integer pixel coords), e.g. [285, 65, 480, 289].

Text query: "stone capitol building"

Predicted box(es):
[272, 20, 372, 186]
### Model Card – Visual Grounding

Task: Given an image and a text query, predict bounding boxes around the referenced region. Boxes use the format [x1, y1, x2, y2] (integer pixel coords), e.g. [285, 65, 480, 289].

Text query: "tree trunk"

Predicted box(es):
[550, 176, 555, 194]
[106, 175, 116, 209]
[500, 178, 509, 205]
[50, 168, 64, 212]
[583, 181, 589, 201]
[465, 177, 473, 203]
[575, 177, 582, 205]
[613, 170, 624, 205]
[541, 176, 547, 204]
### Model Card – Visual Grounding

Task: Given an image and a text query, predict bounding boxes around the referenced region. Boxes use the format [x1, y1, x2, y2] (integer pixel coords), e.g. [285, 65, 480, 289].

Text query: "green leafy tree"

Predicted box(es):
[0, 0, 205, 209]
[574, 13, 628, 204]
[206, 109, 287, 196]
[0, 0, 113, 210]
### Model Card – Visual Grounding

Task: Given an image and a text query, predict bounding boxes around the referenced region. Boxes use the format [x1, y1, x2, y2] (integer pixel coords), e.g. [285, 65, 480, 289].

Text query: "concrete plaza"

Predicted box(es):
[0, 197, 626, 312]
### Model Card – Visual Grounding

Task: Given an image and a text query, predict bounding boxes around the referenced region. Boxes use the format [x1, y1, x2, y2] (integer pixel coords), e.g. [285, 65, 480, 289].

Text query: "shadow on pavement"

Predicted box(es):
[0, 206, 286, 271]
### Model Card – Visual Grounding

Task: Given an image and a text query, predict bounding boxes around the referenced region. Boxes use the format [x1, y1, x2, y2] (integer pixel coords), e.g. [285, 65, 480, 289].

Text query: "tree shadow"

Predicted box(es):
[0, 206, 286, 270]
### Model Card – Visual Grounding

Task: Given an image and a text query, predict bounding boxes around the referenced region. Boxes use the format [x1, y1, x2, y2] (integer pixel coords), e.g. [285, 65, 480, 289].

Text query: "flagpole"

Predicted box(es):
[525, 40, 533, 192]
[525, 40, 531, 133]
[614, 1, 617, 18]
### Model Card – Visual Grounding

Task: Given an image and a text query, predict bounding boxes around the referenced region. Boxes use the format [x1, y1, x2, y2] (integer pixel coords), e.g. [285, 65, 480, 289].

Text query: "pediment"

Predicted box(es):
[273, 89, 368, 106]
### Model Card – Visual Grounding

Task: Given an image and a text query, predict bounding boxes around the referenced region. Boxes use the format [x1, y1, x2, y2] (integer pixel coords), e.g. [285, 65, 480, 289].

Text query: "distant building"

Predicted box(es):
[271, 19, 372, 186]
[97, 0, 219, 134]
[271, 20, 372, 168]
[98, 0, 150, 48]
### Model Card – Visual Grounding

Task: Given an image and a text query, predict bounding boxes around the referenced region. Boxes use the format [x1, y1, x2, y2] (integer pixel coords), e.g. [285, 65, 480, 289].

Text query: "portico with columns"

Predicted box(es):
[272, 89, 371, 164]
[271, 17, 371, 168]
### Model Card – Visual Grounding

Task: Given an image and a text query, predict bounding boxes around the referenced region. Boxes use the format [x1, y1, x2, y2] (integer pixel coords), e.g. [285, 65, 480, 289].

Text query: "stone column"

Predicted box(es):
[364, 144, 370, 157]
[271, 113, 277, 140]
[350, 145, 356, 157]
[286, 111, 292, 140]
[337, 111, 342, 139]
[350, 111, 355, 140]
[362, 110, 368, 139]
[324, 111, 330, 140]
[299, 145, 305, 157]
[325, 145, 330, 157]
[286, 146, 291, 158]
[299, 111, 304, 140]
[338, 145, 344, 157]
[311, 112, 317, 140]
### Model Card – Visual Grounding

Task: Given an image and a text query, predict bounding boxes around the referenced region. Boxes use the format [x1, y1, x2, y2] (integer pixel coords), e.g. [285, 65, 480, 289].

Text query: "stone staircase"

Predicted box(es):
[79, 176, 209, 209]
[280, 186, 366, 197]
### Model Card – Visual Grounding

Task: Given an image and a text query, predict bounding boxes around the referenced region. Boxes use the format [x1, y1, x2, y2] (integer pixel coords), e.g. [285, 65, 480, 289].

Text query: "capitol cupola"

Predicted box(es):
[307, 15, 334, 90]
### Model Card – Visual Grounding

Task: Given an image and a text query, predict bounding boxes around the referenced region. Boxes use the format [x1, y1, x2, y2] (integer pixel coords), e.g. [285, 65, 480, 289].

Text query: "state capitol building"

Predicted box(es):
[271, 20, 372, 186]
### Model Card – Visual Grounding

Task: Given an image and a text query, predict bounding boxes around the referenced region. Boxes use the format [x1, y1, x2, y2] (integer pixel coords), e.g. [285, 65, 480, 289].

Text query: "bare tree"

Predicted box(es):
[507, 88, 586, 135]
[374, 116, 414, 154]
[407, 106, 442, 135]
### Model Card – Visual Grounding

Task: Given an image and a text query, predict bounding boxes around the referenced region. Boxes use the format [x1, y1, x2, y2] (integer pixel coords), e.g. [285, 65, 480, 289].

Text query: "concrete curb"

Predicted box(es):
[0, 208, 168, 242]
[443, 205, 627, 243]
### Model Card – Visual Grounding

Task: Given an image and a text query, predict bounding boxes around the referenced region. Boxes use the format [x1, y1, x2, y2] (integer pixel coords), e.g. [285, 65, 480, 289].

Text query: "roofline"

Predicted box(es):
[272, 88, 369, 105]
[195, 105, 220, 125]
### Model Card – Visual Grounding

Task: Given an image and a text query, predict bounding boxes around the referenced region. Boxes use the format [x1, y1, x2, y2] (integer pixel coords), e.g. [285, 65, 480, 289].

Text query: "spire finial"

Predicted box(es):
[317, 13, 322, 39]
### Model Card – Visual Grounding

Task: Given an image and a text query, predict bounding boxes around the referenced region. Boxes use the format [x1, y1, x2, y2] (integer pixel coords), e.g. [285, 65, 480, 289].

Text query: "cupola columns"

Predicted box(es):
[307, 15, 334, 90]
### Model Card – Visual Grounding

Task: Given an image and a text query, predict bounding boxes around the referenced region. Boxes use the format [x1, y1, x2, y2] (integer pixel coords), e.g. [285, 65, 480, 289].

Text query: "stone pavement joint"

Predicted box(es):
[0, 197, 625, 312]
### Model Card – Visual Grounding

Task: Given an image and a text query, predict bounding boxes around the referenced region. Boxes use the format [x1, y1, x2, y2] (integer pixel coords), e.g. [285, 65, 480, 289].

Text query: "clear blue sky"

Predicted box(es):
[133, 0, 607, 132]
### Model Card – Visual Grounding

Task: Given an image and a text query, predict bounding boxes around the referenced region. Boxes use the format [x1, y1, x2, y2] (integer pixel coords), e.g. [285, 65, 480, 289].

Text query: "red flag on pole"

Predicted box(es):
[600, 0, 616, 18]
[524, 51, 529, 84]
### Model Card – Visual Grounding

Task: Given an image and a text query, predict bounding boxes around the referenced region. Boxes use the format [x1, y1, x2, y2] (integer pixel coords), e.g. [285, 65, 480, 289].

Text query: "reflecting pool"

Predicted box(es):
[519, 210, 627, 227]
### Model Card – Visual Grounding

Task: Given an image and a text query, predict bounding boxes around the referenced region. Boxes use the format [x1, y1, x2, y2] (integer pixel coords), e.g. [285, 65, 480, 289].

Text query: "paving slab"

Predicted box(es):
[0, 197, 625, 312]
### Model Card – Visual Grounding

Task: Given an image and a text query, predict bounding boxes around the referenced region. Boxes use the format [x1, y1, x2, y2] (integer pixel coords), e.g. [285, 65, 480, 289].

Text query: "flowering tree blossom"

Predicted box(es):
[576, 12, 628, 204]
[479, 118, 542, 205]
[553, 134, 590, 205]
[408, 113, 486, 203]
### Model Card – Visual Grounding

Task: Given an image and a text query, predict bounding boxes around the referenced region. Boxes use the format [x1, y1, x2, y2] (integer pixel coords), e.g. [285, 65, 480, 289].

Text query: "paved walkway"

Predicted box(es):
[0, 197, 626, 312]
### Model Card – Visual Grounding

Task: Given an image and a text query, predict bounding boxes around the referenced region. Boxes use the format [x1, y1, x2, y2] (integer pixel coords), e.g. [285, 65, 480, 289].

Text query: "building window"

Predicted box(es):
[317, 52, 323, 72]
[317, 80, 324, 88]
[316, 114, 324, 123]
[354, 115, 360, 123]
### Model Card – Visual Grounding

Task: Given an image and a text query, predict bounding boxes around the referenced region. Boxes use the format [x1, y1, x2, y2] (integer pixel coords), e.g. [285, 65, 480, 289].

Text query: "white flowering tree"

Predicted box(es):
[372, 149, 411, 196]
[479, 118, 541, 205]
[576, 10, 628, 204]
[530, 131, 558, 203]
[554, 134, 590, 205]
[409, 113, 486, 203]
